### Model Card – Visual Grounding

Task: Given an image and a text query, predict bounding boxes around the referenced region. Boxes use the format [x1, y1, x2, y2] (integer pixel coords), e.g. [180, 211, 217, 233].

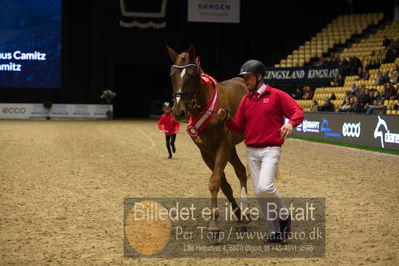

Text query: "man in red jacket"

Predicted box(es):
[217, 59, 304, 243]
[158, 102, 180, 159]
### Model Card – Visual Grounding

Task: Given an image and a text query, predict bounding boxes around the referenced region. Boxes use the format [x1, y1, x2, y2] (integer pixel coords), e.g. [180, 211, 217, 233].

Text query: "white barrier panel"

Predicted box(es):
[0, 103, 112, 120]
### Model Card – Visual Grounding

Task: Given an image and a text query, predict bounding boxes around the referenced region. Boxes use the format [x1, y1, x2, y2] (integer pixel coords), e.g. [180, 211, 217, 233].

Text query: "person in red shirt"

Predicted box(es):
[158, 102, 180, 159]
[217, 59, 304, 243]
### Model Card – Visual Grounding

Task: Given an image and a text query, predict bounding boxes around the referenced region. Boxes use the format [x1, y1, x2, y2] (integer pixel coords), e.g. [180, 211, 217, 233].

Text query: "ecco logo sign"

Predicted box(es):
[342, 122, 361, 138]
[2, 107, 26, 114]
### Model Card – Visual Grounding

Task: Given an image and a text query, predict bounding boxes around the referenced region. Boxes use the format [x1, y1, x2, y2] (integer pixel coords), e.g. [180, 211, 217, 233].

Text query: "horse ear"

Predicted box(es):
[187, 44, 196, 62]
[166, 45, 178, 63]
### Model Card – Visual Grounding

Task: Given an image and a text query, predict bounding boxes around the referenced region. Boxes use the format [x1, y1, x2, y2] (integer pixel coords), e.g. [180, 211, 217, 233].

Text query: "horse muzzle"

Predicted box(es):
[173, 109, 186, 121]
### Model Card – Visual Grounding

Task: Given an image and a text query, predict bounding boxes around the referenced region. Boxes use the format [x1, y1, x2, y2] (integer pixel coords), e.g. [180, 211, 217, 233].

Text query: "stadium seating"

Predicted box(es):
[279, 12, 398, 115]
[275, 13, 384, 67]
[340, 20, 399, 67]
[304, 57, 399, 114]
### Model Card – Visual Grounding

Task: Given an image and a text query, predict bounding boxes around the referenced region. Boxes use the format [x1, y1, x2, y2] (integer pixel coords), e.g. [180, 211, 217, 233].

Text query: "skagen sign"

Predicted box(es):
[265, 66, 341, 82]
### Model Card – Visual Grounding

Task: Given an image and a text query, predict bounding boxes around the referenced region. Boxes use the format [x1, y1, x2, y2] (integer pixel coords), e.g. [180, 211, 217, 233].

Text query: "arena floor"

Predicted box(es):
[0, 120, 398, 265]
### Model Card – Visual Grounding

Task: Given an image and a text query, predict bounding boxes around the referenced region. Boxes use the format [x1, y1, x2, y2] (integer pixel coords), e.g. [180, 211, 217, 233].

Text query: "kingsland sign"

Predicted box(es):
[265, 66, 341, 82]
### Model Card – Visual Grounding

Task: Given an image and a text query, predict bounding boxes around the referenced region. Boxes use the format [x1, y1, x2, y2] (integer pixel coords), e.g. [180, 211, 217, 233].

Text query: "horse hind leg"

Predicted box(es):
[220, 172, 241, 222]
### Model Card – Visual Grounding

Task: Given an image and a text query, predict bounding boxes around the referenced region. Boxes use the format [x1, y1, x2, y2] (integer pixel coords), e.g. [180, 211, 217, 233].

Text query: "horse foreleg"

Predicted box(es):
[229, 147, 250, 222]
[200, 157, 241, 224]
[208, 145, 231, 231]
[207, 169, 224, 231]
[199, 151, 219, 231]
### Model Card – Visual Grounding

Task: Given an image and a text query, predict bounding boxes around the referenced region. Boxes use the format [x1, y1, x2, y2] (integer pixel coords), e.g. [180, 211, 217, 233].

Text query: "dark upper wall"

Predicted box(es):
[0, 0, 394, 117]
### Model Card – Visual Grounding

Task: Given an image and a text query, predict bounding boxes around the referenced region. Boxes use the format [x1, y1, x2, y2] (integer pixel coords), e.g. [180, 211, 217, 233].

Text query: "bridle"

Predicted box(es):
[170, 63, 202, 111]
[170, 63, 197, 70]
[170, 61, 230, 136]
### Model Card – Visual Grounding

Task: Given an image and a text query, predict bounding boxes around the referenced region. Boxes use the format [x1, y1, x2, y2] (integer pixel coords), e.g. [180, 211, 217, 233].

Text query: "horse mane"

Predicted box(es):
[220, 77, 245, 88]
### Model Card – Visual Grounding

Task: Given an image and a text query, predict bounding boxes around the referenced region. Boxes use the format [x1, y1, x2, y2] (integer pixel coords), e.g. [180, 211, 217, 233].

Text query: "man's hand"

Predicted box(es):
[279, 123, 293, 140]
[217, 108, 229, 120]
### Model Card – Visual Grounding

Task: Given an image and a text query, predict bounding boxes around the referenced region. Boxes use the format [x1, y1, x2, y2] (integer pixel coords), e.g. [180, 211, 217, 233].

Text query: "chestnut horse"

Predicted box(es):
[167, 44, 249, 232]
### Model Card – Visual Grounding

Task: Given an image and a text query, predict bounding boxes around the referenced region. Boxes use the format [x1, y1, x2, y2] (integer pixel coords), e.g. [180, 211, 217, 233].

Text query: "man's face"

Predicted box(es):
[242, 73, 258, 91]
[164, 107, 172, 113]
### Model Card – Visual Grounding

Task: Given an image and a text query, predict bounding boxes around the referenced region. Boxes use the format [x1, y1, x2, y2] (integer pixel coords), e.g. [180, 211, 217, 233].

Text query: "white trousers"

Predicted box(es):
[247, 146, 287, 233]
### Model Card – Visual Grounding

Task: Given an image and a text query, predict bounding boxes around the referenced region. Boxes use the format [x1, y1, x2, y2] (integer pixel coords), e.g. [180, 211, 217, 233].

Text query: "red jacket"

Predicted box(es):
[226, 84, 304, 147]
[158, 112, 180, 136]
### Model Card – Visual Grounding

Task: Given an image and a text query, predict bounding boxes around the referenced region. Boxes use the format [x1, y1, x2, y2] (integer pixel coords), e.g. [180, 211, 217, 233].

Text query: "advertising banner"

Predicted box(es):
[0, 103, 112, 120]
[188, 0, 240, 23]
[265, 66, 341, 83]
[292, 113, 399, 151]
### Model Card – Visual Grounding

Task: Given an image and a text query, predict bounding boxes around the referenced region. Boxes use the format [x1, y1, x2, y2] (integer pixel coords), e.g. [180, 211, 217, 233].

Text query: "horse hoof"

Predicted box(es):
[235, 226, 247, 233]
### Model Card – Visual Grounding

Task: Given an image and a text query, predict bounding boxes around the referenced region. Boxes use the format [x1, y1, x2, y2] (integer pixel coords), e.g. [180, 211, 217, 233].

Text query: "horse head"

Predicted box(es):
[167, 44, 201, 121]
